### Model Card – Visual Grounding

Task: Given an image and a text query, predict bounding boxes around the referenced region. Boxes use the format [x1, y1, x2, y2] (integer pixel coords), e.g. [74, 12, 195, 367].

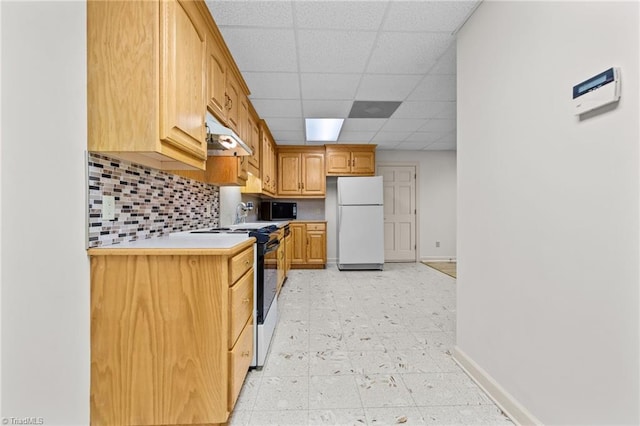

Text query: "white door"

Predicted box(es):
[378, 165, 416, 262]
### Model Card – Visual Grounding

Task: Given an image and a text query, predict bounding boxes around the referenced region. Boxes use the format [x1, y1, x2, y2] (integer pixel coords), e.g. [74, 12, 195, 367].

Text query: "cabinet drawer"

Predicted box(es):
[228, 269, 253, 348]
[230, 247, 253, 285]
[228, 320, 253, 412]
[306, 223, 326, 231]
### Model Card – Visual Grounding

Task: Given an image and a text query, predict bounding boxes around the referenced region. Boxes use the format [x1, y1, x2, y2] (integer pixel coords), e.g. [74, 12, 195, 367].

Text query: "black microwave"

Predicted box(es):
[260, 201, 297, 220]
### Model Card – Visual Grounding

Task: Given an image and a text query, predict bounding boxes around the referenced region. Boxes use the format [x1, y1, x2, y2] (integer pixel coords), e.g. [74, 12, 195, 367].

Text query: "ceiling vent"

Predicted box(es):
[348, 101, 402, 119]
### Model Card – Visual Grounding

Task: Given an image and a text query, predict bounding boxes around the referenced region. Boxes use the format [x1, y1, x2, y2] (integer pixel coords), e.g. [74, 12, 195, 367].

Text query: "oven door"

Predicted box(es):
[258, 238, 280, 323]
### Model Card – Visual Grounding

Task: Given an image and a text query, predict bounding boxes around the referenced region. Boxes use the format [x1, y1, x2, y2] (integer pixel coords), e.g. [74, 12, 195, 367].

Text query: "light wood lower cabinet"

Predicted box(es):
[89, 241, 254, 426]
[289, 221, 326, 269]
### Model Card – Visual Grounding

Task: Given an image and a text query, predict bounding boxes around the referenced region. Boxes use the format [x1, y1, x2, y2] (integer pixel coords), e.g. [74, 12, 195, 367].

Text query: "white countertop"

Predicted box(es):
[87, 232, 255, 255]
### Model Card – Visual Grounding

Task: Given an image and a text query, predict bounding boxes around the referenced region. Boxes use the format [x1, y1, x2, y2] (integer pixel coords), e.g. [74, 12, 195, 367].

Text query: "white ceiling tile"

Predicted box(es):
[298, 30, 377, 73]
[392, 101, 452, 119]
[300, 74, 361, 100]
[425, 141, 457, 151]
[408, 75, 456, 101]
[206, 1, 294, 28]
[419, 119, 456, 133]
[264, 118, 304, 132]
[276, 140, 302, 146]
[219, 28, 297, 72]
[404, 132, 449, 143]
[243, 72, 300, 99]
[270, 130, 305, 143]
[338, 131, 377, 143]
[430, 45, 456, 75]
[434, 132, 457, 145]
[380, 119, 428, 133]
[383, 1, 479, 32]
[366, 32, 452, 75]
[356, 74, 423, 101]
[341, 118, 387, 132]
[302, 100, 353, 118]
[375, 140, 402, 150]
[372, 131, 412, 143]
[294, 1, 388, 30]
[394, 141, 433, 150]
[251, 99, 302, 118]
[434, 102, 457, 119]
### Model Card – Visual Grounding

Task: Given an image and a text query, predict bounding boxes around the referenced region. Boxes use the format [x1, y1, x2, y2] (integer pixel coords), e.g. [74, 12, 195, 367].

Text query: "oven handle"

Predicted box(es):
[264, 239, 280, 254]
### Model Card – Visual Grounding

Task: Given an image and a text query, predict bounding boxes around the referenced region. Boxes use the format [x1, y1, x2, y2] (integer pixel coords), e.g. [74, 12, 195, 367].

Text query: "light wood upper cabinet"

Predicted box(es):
[325, 144, 376, 176]
[207, 35, 228, 120]
[277, 147, 326, 197]
[247, 104, 261, 174]
[160, 0, 207, 158]
[88, 0, 208, 170]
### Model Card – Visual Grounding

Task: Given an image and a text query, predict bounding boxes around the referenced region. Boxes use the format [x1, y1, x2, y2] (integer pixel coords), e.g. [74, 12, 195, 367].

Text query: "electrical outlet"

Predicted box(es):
[435, 241, 440, 248]
[102, 195, 115, 221]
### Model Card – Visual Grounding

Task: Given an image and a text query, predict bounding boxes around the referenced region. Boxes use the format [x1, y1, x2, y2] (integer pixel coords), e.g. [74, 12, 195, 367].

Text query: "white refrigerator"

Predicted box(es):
[337, 176, 384, 270]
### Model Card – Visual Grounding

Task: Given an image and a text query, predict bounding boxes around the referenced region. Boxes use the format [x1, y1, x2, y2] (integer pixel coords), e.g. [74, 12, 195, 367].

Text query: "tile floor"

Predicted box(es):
[229, 263, 513, 426]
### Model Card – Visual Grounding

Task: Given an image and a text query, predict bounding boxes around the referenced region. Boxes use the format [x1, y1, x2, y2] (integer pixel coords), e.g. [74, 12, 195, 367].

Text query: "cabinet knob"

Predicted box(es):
[243, 298, 250, 304]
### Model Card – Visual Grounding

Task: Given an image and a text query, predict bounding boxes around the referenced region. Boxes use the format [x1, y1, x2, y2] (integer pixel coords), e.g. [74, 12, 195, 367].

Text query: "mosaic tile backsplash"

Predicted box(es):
[87, 153, 219, 247]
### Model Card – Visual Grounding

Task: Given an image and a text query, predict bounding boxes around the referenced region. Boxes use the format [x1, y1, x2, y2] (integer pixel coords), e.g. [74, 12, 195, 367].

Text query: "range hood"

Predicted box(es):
[206, 113, 252, 157]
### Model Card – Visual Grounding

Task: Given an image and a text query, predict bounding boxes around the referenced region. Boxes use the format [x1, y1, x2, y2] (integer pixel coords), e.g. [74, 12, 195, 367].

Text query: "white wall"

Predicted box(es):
[457, 1, 639, 424]
[1, 2, 89, 424]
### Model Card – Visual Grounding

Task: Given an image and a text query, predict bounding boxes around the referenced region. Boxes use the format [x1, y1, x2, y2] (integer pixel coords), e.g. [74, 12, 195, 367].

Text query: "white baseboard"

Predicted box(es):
[420, 256, 457, 262]
[452, 346, 542, 426]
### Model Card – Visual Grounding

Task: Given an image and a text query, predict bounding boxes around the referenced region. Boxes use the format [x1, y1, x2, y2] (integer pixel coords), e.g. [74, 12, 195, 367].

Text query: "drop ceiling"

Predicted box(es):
[206, 1, 480, 151]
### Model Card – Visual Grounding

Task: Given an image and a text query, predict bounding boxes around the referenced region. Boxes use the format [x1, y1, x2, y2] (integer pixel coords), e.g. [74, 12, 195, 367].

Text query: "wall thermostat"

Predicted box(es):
[573, 67, 621, 115]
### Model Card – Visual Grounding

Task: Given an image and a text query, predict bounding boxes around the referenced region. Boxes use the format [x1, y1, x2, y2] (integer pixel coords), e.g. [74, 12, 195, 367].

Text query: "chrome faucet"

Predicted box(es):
[234, 202, 248, 224]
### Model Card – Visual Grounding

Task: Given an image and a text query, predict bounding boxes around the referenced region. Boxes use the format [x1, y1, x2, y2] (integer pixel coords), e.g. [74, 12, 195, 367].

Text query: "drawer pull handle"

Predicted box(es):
[243, 298, 250, 304]
[241, 351, 250, 357]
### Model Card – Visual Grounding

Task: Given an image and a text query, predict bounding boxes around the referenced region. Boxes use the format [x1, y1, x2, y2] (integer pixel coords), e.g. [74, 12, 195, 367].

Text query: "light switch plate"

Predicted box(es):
[102, 195, 115, 221]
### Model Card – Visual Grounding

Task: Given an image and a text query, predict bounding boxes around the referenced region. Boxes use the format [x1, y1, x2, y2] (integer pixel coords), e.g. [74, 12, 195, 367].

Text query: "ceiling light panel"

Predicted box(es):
[366, 32, 452, 75]
[383, 1, 479, 33]
[243, 72, 301, 100]
[219, 28, 298, 72]
[305, 118, 344, 142]
[297, 30, 377, 73]
[300, 73, 361, 100]
[356, 74, 423, 101]
[294, 1, 387, 30]
[207, 1, 294, 27]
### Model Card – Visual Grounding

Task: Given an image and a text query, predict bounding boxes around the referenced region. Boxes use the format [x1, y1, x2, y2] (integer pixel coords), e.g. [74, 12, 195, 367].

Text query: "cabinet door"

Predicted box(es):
[290, 224, 306, 264]
[301, 153, 325, 195]
[325, 150, 351, 174]
[306, 230, 326, 265]
[276, 242, 285, 293]
[207, 32, 227, 121]
[226, 72, 241, 134]
[278, 153, 301, 196]
[285, 234, 292, 275]
[159, 0, 207, 160]
[261, 133, 273, 194]
[351, 151, 376, 175]
[247, 112, 260, 171]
